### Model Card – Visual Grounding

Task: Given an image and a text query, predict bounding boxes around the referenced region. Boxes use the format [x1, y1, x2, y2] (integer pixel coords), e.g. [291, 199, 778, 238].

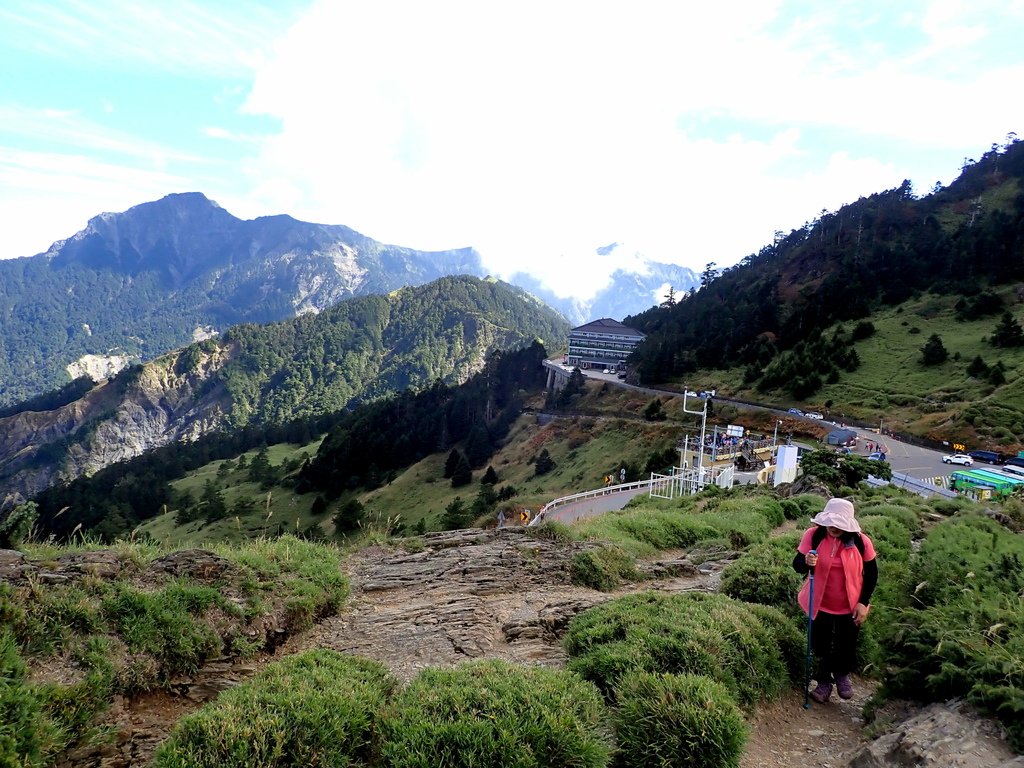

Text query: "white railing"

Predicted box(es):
[529, 464, 737, 525]
[528, 476, 673, 525]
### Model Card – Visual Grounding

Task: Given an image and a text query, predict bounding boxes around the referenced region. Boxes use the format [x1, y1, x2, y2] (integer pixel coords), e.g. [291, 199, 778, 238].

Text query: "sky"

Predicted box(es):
[1, 1, 1023, 301]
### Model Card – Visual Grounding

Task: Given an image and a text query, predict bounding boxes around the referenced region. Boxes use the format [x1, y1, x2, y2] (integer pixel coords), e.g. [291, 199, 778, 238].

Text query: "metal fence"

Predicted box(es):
[864, 471, 963, 500]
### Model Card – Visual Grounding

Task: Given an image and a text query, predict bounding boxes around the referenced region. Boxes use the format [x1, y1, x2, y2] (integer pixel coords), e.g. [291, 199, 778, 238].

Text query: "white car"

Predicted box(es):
[942, 454, 973, 466]
[806, 412, 824, 420]
[602, 368, 610, 374]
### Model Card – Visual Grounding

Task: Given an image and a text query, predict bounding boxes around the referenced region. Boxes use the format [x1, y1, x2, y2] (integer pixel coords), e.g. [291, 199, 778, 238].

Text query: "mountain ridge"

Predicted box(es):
[0, 193, 695, 407]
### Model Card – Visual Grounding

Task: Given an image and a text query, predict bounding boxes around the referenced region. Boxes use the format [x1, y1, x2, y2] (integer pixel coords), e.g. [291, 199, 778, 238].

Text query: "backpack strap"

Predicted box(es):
[811, 525, 865, 556]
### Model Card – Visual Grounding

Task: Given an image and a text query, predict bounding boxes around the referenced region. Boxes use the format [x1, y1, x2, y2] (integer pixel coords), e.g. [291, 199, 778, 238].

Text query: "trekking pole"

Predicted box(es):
[803, 550, 816, 709]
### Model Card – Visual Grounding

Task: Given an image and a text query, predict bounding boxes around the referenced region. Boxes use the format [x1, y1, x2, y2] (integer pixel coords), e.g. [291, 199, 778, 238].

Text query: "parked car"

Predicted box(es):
[616, 371, 627, 379]
[968, 450, 1003, 464]
[1003, 456, 1024, 469]
[602, 368, 610, 374]
[867, 452, 886, 461]
[806, 412, 824, 420]
[942, 454, 973, 466]
[787, 408, 803, 416]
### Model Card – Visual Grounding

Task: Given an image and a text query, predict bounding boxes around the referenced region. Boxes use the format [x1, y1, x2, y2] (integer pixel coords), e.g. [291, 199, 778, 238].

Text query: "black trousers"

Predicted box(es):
[812, 611, 859, 683]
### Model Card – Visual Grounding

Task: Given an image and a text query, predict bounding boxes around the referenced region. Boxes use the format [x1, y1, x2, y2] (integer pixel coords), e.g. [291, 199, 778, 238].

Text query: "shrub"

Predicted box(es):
[101, 583, 225, 677]
[570, 546, 639, 591]
[877, 515, 1024, 749]
[377, 660, 610, 768]
[613, 671, 747, 768]
[564, 592, 793, 706]
[154, 651, 396, 768]
[858, 503, 922, 536]
[719, 534, 802, 614]
[0, 631, 44, 767]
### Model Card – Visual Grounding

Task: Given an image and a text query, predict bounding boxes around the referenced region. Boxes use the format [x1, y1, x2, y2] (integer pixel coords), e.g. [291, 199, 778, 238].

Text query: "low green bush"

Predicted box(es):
[613, 671, 747, 768]
[153, 651, 396, 768]
[564, 592, 794, 707]
[0, 631, 45, 767]
[101, 583, 225, 677]
[858, 503, 922, 536]
[377, 659, 610, 768]
[719, 534, 802, 615]
[878, 515, 1024, 749]
[569, 546, 640, 591]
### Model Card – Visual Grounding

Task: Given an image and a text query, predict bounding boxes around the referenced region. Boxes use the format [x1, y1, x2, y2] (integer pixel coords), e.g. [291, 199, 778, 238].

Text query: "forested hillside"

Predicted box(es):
[628, 138, 1024, 388]
[0, 276, 567, 508]
[0, 192, 486, 408]
[30, 342, 550, 541]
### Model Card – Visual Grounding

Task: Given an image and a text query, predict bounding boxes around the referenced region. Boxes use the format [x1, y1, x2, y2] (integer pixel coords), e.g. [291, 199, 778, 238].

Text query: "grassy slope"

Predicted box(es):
[136, 385, 689, 545]
[701, 290, 1024, 451]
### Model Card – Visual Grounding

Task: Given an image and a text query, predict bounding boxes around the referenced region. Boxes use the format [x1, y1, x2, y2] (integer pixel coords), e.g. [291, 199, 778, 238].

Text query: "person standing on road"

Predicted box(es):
[792, 498, 878, 703]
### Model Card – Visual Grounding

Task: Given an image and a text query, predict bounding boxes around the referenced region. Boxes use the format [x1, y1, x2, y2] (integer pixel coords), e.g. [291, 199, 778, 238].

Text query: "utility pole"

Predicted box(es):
[682, 391, 708, 494]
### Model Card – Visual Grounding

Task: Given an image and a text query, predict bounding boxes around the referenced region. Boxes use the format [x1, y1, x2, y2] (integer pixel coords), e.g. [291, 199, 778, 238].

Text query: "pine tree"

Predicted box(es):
[451, 454, 473, 487]
[465, 425, 493, 468]
[991, 311, 1024, 347]
[481, 465, 499, 485]
[441, 497, 470, 530]
[533, 449, 555, 476]
[200, 480, 227, 524]
[332, 499, 364, 533]
[920, 334, 948, 366]
[248, 446, 272, 483]
[443, 449, 461, 479]
[989, 360, 1007, 386]
[967, 355, 989, 378]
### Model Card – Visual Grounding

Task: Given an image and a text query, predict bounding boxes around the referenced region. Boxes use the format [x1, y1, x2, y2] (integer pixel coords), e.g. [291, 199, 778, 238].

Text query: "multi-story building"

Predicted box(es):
[566, 318, 646, 371]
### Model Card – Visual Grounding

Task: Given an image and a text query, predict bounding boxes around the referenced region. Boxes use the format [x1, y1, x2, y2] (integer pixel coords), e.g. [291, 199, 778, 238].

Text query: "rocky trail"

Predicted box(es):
[58, 527, 1022, 767]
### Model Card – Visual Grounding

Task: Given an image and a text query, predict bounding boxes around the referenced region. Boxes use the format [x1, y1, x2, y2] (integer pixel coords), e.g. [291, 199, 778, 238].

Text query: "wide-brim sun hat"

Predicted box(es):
[810, 498, 860, 533]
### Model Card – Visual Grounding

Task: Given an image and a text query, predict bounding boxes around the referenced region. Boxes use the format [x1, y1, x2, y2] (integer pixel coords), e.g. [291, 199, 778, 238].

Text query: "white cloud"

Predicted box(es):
[0, 148, 192, 257]
[229, 0, 1023, 299]
[0, 1, 298, 76]
[2, 1, 1022, 303]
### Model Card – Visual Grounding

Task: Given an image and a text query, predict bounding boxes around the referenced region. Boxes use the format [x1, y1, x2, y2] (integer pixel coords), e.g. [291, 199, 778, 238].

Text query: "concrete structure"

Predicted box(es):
[566, 318, 646, 371]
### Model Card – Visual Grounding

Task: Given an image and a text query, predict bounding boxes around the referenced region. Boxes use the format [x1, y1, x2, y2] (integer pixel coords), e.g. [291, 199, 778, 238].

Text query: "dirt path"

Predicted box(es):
[278, 529, 879, 766]
[77, 528, 881, 767]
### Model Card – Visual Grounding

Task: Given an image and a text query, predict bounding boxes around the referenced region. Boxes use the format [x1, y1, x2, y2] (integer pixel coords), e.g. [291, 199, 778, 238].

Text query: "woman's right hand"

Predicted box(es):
[805, 552, 818, 568]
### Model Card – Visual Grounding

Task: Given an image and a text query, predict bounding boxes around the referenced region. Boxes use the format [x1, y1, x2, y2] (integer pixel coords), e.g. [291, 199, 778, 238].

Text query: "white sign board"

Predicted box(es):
[726, 424, 744, 438]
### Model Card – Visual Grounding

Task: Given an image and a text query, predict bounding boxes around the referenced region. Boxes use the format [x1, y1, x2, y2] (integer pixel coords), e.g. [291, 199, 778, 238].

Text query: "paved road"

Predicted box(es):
[537, 486, 653, 526]
[561, 361, 975, 482]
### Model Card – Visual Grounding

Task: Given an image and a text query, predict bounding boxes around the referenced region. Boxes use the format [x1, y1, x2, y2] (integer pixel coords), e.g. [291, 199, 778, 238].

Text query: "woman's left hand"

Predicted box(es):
[853, 602, 870, 626]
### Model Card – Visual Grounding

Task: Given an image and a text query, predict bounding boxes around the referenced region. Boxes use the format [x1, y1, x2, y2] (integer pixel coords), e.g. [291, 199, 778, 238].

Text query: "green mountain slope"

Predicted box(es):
[628, 139, 1024, 380]
[1, 276, 568, 510]
[627, 139, 1024, 446]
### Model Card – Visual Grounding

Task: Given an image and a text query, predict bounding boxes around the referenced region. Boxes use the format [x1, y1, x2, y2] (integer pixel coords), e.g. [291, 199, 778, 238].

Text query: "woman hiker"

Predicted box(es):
[793, 497, 878, 703]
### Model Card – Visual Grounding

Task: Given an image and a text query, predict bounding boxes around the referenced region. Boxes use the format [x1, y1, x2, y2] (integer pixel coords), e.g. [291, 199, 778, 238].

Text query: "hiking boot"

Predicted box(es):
[809, 682, 832, 704]
[835, 675, 854, 700]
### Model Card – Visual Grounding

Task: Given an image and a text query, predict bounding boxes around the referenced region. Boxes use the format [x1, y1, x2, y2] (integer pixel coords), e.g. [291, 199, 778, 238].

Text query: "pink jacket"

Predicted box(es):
[797, 527, 874, 619]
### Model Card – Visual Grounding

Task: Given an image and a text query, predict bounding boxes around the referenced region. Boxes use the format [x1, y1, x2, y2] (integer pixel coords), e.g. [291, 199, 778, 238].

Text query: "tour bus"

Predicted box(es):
[950, 469, 1019, 497]
[999, 463, 1024, 479]
[968, 467, 1024, 488]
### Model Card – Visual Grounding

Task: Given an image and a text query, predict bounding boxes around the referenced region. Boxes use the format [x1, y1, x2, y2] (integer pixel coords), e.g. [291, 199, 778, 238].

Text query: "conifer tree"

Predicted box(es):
[443, 449, 461, 479]
[451, 454, 473, 487]
[920, 334, 948, 366]
[991, 311, 1024, 347]
[481, 465, 499, 485]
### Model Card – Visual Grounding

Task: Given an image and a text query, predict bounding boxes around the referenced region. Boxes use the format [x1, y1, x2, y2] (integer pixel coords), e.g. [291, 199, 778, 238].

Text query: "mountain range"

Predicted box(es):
[0, 194, 697, 407]
[0, 275, 566, 508]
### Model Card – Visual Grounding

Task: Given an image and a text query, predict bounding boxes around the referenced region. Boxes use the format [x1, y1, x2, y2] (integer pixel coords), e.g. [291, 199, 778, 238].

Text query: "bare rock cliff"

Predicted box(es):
[0, 345, 235, 507]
